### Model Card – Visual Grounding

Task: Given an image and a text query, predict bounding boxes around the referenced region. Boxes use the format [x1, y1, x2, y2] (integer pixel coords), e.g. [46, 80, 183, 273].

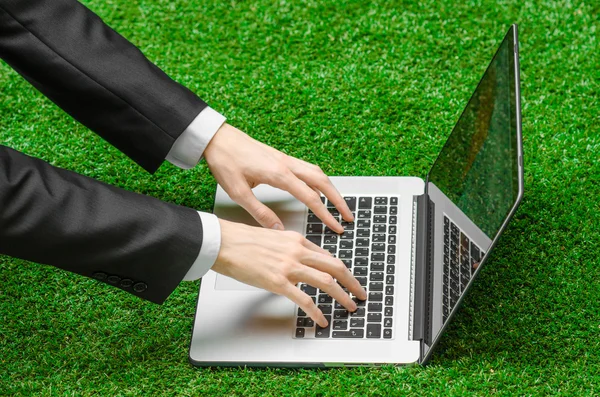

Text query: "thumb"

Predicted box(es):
[236, 188, 285, 230]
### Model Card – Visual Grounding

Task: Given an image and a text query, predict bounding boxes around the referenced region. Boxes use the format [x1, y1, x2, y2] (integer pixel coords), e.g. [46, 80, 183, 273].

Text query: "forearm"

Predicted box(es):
[0, 145, 202, 303]
[0, 0, 206, 173]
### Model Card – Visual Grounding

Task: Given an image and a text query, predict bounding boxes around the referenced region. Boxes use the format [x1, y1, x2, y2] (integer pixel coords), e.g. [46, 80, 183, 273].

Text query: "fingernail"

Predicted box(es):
[272, 223, 283, 230]
[351, 302, 358, 311]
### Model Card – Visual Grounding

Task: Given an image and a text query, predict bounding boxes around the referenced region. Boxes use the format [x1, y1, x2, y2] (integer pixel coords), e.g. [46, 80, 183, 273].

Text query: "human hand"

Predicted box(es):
[212, 219, 368, 327]
[204, 123, 353, 233]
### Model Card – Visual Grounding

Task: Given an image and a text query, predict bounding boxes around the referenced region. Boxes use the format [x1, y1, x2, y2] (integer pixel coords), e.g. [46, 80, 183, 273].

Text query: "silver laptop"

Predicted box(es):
[190, 25, 523, 367]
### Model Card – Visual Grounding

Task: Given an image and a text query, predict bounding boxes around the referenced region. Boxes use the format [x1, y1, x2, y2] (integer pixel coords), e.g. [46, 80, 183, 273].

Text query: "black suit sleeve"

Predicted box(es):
[0, 0, 207, 173]
[0, 145, 203, 303]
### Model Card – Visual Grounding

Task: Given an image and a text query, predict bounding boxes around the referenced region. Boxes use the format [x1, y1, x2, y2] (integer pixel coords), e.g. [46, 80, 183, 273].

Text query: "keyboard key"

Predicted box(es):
[357, 229, 370, 237]
[306, 224, 323, 234]
[373, 225, 386, 233]
[358, 197, 372, 209]
[339, 250, 353, 259]
[386, 275, 394, 285]
[324, 227, 337, 235]
[387, 245, 396, 254]
[372, 243, 386, 252]
[384, 318, 393, 328]
[390, 197, 398, 205]
[318, 295, 333, 304]
[296, 328, 305, 338]
[374, 206, 387, 214]
[341, 221, 355, 230]
[339, 240, 353, 250]
[296, 318, 306, 327]
[307, 214, 321, 223]
[298, 308, 306, 316]
[370, 272, 384, 281]
[373, 234, 386, 242]
[334, 310, 349, 319]
[389, 216, 397, 224]
[320, 196, 326, 204]
[354, 297, 366, 306]
[356, 238, 369, 247]
[342, 259, 352, 268]
[305, 318, 314, 327]
[383, 329, 392, 338]
[390, 206, 398, 215]
[367, 313, 382, 322]
[384, 307, 393, 317]
[344, 197, 357, 211]
[444, 216, 449, 226]
[374, 197, 388, 205]
[369, 292, 383, 301]
[318, 304, 332, 314]
[333, 320, 348, 330]
[351, 308, 365, 317]
[301, 284, 317, 295]
[386, 265, 395, 274]
[328, 208, 340, 217]
[387, 255, 396, 264]
[385, 286, 394, 295]
[324, 235, 338, 244]
[315, 315, 331, 338]
[368, 302, 383, 312]
[389, 226, 397, 234]
[358, 210, 372, 219]
[323, 245, 337, 254]
[451, 222, 459, 235]
[355, 248, 369, 257]
[332, 329, 364, 338]
[370, 282, 384, 291]
[367, 324, 381, 338]
[356, 277, 367, 286]
[350, 318, 365, 327]
[355, 257, 368, 266]
[388, 235, 396, 244]
[306, 235, 322, 246]
[357, 219, 371, 228]
[385, 296, 394, 306]
[371, 253, 385, 261]
[341, 230, 355, 240]
[373, 215, 387, 224]
[354, 267, 368, 276]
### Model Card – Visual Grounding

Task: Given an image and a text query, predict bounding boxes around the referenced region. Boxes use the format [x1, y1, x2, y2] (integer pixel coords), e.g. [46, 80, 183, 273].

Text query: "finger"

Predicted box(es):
[287, 158, 354, 222]
[298, 265, 358, 313]
[301, 249, 367, 300]
[283, 284, 328, 327]
[271, 171, 344, 234]
[233, 185, 284, 230]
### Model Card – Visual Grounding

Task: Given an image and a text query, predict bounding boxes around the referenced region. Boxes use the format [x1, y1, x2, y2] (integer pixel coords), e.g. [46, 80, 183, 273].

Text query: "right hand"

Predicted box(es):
[212, 219, 368, 327]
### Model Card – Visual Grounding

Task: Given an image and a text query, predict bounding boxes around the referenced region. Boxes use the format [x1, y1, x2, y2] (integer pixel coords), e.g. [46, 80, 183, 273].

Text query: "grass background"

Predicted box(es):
[1, 0, 599, 395]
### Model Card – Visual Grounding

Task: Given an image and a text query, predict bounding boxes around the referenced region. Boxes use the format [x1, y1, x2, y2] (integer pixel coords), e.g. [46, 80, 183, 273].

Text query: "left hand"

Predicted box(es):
[203, 123, 353, 232]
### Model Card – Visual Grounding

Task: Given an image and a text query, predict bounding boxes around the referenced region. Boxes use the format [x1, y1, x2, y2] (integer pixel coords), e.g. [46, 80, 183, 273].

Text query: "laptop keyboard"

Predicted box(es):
[442, 215, 485, 323]
[294, 196, 398, 340]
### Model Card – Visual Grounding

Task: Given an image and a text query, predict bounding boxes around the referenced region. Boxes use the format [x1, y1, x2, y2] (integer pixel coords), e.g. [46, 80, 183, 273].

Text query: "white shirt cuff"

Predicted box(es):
[166, 106, 226, 169]
[183, 211, 222, 281]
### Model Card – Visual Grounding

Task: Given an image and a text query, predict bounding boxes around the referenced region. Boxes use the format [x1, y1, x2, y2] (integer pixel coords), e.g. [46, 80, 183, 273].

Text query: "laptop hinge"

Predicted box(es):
[412, 193, 435, 349]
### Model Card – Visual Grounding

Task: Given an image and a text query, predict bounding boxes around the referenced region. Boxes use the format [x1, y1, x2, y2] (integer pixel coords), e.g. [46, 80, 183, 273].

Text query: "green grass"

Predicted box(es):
[1, 0, 599, 395]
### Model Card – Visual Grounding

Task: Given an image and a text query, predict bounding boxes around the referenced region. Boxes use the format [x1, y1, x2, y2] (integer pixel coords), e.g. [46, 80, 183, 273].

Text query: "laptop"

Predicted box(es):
[190, 24, 523, 366]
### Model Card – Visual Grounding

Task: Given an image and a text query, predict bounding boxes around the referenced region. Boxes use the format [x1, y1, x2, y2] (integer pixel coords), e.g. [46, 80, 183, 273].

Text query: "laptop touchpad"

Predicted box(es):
[215, 274, 263, 291]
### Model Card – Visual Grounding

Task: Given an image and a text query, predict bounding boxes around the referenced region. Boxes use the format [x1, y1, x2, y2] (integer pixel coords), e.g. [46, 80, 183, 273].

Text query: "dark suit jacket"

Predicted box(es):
[0, 0, 207, 303]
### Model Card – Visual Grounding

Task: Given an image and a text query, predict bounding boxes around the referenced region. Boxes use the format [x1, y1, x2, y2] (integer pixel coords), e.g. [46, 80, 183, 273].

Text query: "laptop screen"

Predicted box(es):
[426, 27, 520, 239]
